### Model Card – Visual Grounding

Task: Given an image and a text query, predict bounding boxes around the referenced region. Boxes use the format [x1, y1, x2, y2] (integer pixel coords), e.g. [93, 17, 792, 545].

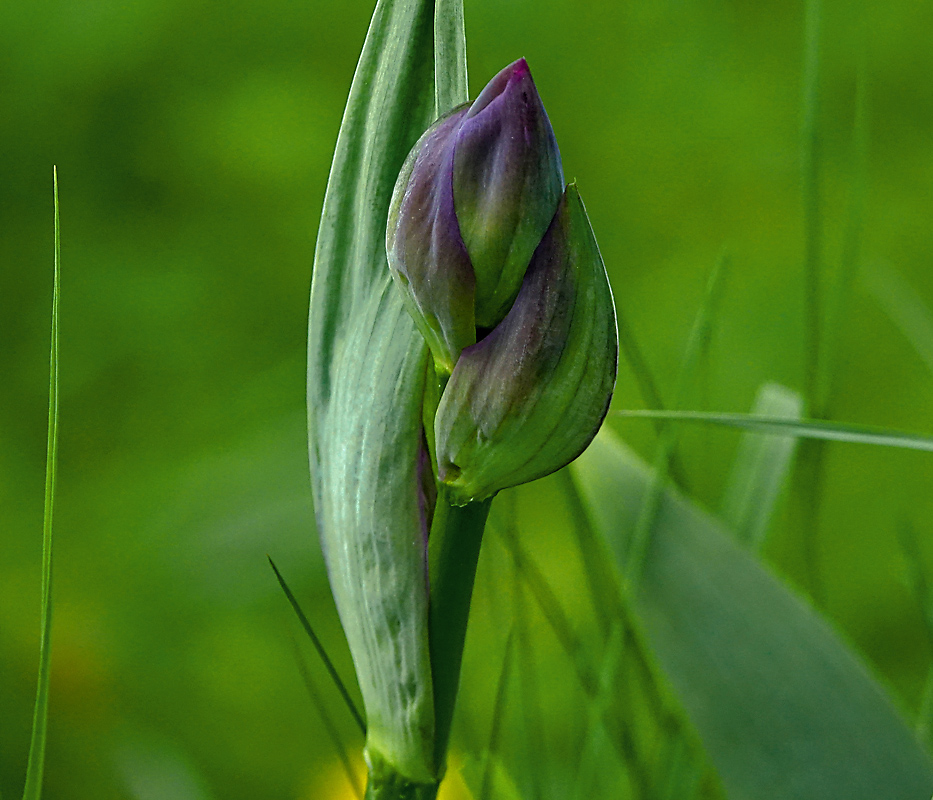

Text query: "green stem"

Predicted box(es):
[365, 759, 439, 800]
[428, 488, 492, 772]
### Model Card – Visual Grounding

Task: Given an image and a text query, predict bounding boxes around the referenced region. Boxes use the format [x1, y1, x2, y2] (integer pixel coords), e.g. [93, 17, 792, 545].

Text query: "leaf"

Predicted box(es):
[307, 0, 445, 782]
[22, 166, 60, 800]
[570, 428, 933, 800]
[720, 383, 803, 549]
[615, 409, 933, 453]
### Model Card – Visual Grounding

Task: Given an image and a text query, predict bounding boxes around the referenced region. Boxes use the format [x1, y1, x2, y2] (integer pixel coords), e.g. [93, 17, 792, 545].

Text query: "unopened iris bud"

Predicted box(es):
[387, 58, 564, 373]
[434, 184, 618, 505]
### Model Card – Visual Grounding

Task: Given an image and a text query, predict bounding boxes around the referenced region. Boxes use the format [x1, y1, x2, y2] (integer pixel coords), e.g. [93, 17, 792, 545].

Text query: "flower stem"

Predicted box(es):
[364, 759, 439, 800]
[428, 488, 492, 773]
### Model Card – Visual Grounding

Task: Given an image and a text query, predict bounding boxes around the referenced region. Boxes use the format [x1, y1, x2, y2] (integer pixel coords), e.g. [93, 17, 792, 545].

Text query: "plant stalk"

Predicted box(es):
[428, 488, 492, 773]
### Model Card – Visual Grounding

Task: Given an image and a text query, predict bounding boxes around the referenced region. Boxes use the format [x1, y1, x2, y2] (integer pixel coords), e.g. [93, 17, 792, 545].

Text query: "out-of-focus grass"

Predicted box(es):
[2, 0, 933, 797]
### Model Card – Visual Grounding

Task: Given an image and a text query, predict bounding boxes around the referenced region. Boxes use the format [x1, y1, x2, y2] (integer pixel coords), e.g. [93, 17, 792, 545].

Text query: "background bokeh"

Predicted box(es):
[2, 0, 933, 797]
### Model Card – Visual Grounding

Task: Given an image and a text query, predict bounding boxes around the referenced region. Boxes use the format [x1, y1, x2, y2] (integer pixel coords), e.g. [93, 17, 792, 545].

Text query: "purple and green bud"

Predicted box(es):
[388, 59, 618, 504]
[435, 185, 618, 504]
[387, 58, 564, 373]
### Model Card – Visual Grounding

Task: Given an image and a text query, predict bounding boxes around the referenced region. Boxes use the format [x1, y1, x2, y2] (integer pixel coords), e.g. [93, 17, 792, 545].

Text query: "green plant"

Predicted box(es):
[304, 1, 933, 798]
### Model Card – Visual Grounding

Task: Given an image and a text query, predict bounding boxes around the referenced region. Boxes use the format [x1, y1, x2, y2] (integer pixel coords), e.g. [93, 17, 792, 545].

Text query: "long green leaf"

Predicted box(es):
[570, 428, 933, 800]
[22, 166, 61, 800]
[616, 409, 933, 453]
[801, 0, 823, 409]
[720, 383, 803, 549]
[307, 0, 440, 782]
[307, 0, 474, 785]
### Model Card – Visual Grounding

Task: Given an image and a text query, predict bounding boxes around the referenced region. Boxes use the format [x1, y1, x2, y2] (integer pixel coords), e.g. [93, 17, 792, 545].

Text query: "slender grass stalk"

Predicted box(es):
[292, 639, 364, 800]
[797, 0, 827, 604]
[616, 311, 690, 490]
[626, 251, 729, 587]
[268, 557, 366, 735]
[569, 625, 623, 800]
[614, 410, 933, 453]
[492, 519, 711, 800]
[479, 629, 515, 800]
[22, 166, 61, 800]
[820, 54, 868, 410]
[719, 384, 803, 550]
[513, 582, 545, 800]
[555, 473, 723, 799]
[801, 0, 823, 406]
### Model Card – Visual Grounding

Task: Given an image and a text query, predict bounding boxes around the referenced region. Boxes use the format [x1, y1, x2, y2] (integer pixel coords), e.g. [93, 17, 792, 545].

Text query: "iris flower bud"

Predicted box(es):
[388, 59, 618, 504]
[387, 58, 564, 373]
[435, 185, 618, 504]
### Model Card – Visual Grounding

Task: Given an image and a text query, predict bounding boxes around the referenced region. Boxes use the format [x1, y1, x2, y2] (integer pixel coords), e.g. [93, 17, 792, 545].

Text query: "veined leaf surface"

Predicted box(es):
[307, 0, 460, 781]
[570, 428, 933, 800]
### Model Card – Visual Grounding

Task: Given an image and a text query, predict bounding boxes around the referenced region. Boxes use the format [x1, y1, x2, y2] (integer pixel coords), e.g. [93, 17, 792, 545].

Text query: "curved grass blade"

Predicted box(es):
[21, 166, 61, 800]
[801, 0, 823, 409]
[720, 383, 803, 549]
[626, 250, 729, 586]
[478, 630, 515, 800]
[615, 409, 933, 453]
[571, 428, 933, 800]
[268, 557, 366, 735]
[292, 638, 364, 800]
[493, 518, 721, 800]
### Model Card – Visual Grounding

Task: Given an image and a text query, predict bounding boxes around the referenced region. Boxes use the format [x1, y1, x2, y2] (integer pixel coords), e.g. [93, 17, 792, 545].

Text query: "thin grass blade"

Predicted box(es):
[626, 251, 730, 586]
[801, 0, 824, 409]
[720, 383, 803, 549]
[493, 518, 722, 800]
[615, 409, 933, 453]
[819, 50, 868, 408]
[568, 626, 623, 800]
[292, 638, 364, 800]
[268, 557, 366, 735]
[21, 166, 61, 800]
[478, 630, 515, 800]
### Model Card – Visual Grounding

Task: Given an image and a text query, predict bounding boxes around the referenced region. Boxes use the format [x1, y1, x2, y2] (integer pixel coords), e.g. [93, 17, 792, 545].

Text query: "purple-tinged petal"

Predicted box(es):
[387, 105, 476, 373]
[434, 184, 618, 505]
[453, 58, 564, 328]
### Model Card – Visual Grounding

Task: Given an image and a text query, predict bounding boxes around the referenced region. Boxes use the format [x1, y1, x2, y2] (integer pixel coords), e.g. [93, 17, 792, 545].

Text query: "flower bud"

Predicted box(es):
[387, 58, 564, 373]
[434, 185, 618, 505]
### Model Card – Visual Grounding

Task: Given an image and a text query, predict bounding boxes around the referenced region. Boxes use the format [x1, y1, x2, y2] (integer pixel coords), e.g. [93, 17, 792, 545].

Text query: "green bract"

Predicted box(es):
[436, 185, 618, 505]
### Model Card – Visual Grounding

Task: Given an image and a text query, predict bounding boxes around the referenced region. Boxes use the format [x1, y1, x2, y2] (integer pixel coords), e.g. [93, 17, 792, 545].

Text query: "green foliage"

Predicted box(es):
[306, 0, 443, 783]
[571, 428, 933, 799]
[20, 169, 60, 800]
[3, 0, 933, 798]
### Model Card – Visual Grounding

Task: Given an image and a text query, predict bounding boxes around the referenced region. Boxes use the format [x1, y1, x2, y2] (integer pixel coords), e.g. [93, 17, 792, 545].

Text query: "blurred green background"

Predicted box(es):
[2, 0, 933, 797]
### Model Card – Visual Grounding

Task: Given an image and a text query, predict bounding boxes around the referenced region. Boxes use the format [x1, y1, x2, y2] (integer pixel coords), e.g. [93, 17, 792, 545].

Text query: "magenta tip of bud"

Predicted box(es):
[468, 57, 538, 119]
[511, 57, 531, 78]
